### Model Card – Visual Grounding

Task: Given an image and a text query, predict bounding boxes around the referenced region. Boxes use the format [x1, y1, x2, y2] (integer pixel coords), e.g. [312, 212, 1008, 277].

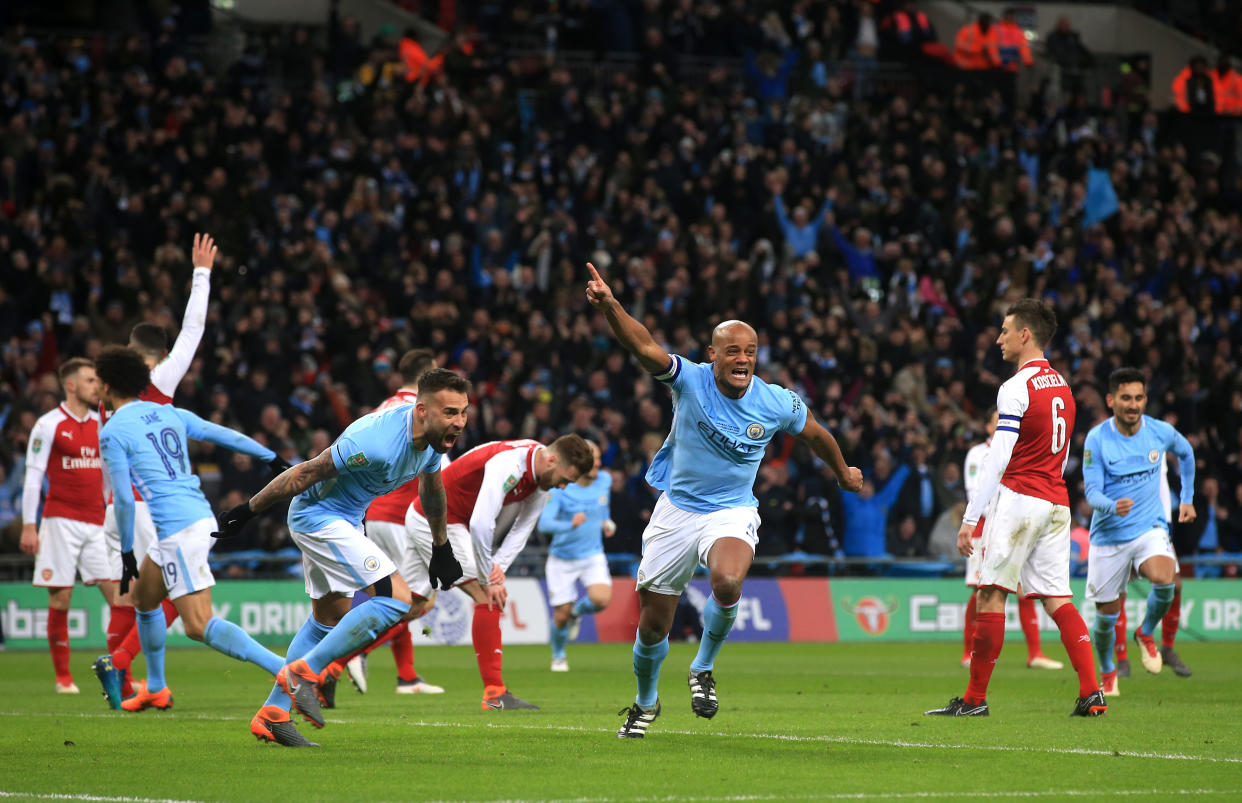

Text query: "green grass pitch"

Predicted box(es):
[1, 640, 1240, 802]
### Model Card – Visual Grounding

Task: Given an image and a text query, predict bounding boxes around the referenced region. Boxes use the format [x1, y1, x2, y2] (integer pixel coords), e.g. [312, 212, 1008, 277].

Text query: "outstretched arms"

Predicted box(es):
[585, 262, 673, 375]
[248, 448, 338, 514]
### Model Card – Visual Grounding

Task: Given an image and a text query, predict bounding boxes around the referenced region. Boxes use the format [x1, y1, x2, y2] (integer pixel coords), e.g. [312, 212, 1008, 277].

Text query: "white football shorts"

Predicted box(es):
[291, 518, 396, 600]
[1085, 527, 1177, 603]
[545, 552, 611, 606]
[403, 507, 474, 601]
[103, 500, 158, 577]
[146, 517, 217, 601]
[32, 516, 112, 587]
[977, 485, 1072, 598]
[635, 494, 760, 596]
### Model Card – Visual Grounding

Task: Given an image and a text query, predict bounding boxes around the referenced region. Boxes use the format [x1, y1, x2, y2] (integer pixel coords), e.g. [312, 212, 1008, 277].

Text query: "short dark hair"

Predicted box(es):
[398, 349, 435, 385]
[95, 346, 151, 399]
[1006, 298, 1057, 348]
[129, 323, 168, 359]
[58, 358, 94, 386]
[1108, 367, 1146, 395]
[550, 433, 595, 475]
[417, 368, 471, 398]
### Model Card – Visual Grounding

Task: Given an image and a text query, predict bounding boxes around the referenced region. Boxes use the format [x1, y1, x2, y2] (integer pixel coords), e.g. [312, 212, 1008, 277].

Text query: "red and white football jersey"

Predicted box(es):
[412, 439, 549, 578]
[365, 389, 421, 524]
[23, 405, 105, 526]
[963, 359, 1075, 524]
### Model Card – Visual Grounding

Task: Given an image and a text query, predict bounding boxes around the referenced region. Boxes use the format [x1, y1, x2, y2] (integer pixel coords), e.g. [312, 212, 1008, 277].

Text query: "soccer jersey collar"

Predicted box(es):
[1108, 416, 1144, 437]
[58, 403, 92, 423]
[1017, 357, 1050, 371]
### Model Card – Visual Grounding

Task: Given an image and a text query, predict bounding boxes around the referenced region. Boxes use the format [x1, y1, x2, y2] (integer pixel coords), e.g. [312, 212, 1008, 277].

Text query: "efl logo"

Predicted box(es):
[841, 596, 899, 636]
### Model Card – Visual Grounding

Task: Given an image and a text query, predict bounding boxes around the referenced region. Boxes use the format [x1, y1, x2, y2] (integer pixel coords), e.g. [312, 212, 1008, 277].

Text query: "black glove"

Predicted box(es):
[268, 456, 293, 476]
[212, 501, 257, 539]
[120, 551, 139, 595]
[429, 541, 464, 589]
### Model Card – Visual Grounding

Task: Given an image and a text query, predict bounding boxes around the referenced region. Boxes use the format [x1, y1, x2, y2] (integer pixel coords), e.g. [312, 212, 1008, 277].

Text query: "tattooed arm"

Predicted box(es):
[418, 468, 449, 547]
[248, 448, 338, 513]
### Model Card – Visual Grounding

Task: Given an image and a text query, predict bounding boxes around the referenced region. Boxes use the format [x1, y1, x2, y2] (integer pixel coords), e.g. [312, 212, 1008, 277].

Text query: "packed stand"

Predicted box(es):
[1, 2, 1239, 576]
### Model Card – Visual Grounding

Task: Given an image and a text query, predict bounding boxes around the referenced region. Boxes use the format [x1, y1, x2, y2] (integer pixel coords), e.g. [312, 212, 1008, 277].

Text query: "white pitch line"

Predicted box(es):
[431, 792, 1240, 803]
[0, 792, 205, 803]
[2, 710, 1239, 765]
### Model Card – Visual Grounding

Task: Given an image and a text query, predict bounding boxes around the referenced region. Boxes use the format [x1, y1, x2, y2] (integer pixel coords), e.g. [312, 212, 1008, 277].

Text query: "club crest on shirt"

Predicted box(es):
[745, 423, 766, 440]
[599, 495, 608, 505]
[32, 438, 42, 454]
[41, 568, 53, 582]
[347, 452, 369, 468]
[1148, 450, 1160, 463]
[363, 556, 379, 572]
[503, 474, 520, 493]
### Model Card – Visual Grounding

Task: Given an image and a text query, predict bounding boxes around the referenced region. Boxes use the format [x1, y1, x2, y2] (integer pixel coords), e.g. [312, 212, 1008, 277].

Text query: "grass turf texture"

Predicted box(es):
[1, 641, 1239, 802]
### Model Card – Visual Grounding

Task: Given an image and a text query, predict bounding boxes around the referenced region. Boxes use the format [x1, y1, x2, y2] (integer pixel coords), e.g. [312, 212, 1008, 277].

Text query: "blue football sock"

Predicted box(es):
[572, 596, 604, 617]
[203, 617, 285, 676]
[265, 615, 331, 711]
[550, 621, 570, 659]
[633, 633, 669, 708]
[1093, 611, 1118, 674]
[299, 596, 408, 675]
[136, 608, 167, 693]
[1141, 584, 1176, 637]
[690, 596, 739, 673]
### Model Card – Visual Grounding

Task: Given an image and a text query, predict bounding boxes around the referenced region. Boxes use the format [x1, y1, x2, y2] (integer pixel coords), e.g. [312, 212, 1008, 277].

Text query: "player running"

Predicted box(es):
[539, 440, 616, 672]
[585, 263, 863, 738]
[403, 435, 594, 709]
[21, 358, 119, 693]
[212, 368, 468, 746]
[961, 409, 1063, 671]
[927, 299, 1105, 718]
[1084, 367, 1195, 696]
[94, 346, 292, 715]
[95, 233, 219, 705]
[321, 349, 447, 700]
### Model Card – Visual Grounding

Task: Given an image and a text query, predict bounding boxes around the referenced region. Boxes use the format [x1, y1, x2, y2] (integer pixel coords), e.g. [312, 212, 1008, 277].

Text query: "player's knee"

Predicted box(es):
[710, 574, 744, 606]
[588, 589, 611, 610]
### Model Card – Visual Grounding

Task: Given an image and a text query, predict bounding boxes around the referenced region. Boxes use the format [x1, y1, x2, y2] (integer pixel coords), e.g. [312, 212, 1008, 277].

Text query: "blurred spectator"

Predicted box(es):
[1173, 55, 1216, 113]
[840, 458, 911, 558]
[1212, 56, 1242, 116]
[1044, 17, 1093, 96]
[954, 13, 1000, 71]
[995, 10, 1032, 73]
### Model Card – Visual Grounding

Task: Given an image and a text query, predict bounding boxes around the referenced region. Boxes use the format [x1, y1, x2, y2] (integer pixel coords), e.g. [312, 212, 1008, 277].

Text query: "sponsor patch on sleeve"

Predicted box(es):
[347, 452, 370, 468]
[1084, 449, 1092, 467]
[31, 438, 42, 454]
[502, 473, 520, 493]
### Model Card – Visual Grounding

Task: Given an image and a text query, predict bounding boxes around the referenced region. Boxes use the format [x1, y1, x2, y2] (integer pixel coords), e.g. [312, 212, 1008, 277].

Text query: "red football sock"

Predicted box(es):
[106, 605, 136, 654]
[48, 607, 72, 683]
[1114, 604, 1128, 660]
[963, 611, 1004, 705]
[1051, 603, 1098, 697]
[472, 604, 504, 690]
[161, 597, 178, 626]
[962, 590, 977, 659]
[1161, 589, 1181, 649]
[389, 624, 418, 682]
[1018, 595, 1043, 661]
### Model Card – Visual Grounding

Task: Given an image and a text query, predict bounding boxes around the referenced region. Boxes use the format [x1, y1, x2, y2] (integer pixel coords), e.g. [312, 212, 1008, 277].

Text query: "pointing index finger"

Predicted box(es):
[587, 262, 602, 283]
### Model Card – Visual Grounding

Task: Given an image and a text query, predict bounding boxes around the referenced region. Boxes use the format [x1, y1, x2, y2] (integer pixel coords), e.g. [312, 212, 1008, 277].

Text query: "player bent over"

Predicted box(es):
[94, 346, 293, 715]
[585, 263, 863, 738]
[926, 299, 1104, 718]
[213, 369, 468, 746]
[403, 435, 593, 709]
[21, 358, 119, 694]
[1083, 368, 1195, 696]
[539, 441, 616, 672]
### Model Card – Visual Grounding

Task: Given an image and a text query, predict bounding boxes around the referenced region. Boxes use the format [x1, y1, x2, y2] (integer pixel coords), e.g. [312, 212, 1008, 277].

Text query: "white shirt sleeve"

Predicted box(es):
[469, 449, 527, 583]
[21, 413, 54, 524]
[491, 490, 549, 572]
[150, 267, 211, 397]
[963, 443, 986, 501]
[963, 380, 1028, 526]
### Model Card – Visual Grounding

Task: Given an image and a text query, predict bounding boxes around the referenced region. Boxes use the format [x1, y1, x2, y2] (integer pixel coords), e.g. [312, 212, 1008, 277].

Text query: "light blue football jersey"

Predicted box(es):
[99, 401, 276, 551]
[288, 404, 442, 532]
[645, 355, 808, 513]
[1083, 415, 1194, 546]
[540, 472, 612, 560]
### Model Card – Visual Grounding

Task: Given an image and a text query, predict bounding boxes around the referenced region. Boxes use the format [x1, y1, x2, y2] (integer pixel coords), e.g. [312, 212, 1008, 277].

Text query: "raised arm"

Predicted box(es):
[585, 262, 672, 375]
[150, 233, 216, 397]
[175, 408, 277, 463]
[793, 411, 863, 492]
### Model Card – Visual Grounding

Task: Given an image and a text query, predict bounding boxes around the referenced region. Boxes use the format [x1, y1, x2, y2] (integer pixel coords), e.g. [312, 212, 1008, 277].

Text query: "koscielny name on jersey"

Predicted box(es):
[1030, 373, 1067, 390]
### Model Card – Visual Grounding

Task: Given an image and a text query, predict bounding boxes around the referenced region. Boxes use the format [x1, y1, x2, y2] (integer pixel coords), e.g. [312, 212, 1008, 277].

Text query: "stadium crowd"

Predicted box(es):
[1, 2, 1240, 573]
